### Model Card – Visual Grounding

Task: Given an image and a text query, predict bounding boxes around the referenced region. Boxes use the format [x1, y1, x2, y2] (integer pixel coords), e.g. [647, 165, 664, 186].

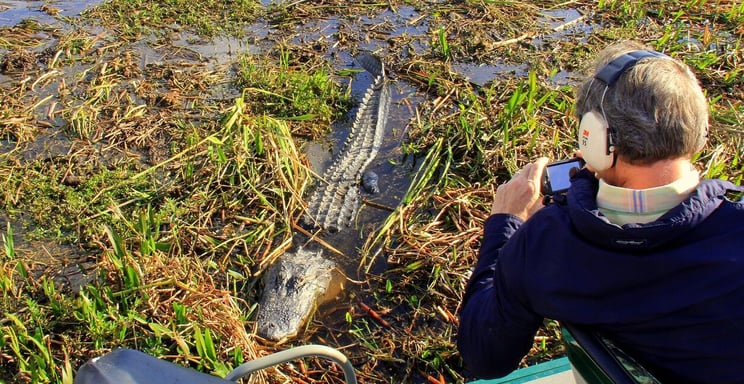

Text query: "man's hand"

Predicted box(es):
[491, 157, 549, 221]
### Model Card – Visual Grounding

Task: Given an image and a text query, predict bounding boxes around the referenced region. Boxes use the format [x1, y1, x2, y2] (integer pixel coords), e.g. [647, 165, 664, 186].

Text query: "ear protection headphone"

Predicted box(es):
[578, 50, 669, 171]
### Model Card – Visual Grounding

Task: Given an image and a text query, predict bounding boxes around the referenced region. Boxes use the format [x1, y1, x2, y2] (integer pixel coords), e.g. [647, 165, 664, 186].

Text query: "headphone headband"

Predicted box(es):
[595, 50, 668, 86]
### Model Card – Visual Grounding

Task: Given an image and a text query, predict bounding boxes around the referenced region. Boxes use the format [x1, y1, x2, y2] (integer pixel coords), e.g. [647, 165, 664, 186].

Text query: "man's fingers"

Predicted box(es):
[492, 157, 552, 219]
[526, 157, 549, 183]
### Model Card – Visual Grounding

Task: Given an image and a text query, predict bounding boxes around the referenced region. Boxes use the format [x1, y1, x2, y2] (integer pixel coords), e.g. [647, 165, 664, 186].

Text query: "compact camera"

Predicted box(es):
[540, 158, 585, 195]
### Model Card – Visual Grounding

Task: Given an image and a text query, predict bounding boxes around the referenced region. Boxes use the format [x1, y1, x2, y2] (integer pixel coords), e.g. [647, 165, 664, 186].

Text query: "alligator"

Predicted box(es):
[256, 53, 391, 342]
[256, 247, 336, 342]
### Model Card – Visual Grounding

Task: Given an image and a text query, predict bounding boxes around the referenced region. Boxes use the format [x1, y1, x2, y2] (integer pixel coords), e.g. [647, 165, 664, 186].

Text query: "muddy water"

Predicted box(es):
[0, 1, 105, 292]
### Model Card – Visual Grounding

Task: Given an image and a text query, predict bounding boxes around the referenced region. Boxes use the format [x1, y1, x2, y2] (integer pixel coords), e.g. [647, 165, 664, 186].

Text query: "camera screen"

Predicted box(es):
[545, 160, 581, 192]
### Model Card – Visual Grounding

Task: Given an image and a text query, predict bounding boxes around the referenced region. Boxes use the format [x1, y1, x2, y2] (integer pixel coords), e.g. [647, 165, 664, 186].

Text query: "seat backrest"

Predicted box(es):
[561, 324, 661, 384]
[74, 349, 233, 384]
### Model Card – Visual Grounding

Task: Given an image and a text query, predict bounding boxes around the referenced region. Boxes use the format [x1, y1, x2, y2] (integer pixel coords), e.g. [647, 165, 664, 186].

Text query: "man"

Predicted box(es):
[457, 40, 744, 383]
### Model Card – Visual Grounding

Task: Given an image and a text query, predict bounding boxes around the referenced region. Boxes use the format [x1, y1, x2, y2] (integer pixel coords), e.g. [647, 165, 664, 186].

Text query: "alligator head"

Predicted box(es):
[256, 248, 336, 342]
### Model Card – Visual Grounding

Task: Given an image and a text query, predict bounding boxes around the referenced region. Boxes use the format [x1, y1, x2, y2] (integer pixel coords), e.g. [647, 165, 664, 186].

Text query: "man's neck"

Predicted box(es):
[602, 158, 694, 189]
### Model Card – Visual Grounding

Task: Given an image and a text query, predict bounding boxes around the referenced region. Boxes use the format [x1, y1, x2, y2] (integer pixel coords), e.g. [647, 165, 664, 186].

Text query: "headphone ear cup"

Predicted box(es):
[578, 111, 615, 171]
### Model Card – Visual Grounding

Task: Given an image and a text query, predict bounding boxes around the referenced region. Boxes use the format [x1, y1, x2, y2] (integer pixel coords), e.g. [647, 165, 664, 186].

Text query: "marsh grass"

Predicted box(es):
[235, 48, 351, 137]
[84, 0, 261, 39]
[0, 1, 742, 383]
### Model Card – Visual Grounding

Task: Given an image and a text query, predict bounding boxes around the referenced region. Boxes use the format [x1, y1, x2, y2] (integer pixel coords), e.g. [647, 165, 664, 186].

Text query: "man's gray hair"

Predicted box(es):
[574, 40, 709, 165]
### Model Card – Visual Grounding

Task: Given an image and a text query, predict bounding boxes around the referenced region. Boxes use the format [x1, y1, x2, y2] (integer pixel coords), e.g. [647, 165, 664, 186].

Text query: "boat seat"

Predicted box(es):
[469, 357, 573, 384]
[469, 324, 662, 384]
[561, 324, 661, 384]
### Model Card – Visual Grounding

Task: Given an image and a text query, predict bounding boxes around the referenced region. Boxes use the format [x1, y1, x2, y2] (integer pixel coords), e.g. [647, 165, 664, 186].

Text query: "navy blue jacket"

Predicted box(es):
[458, 168, 744, 383]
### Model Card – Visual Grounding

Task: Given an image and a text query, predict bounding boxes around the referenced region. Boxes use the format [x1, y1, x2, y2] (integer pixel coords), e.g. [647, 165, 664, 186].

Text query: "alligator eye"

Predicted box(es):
[287, 276, 299, 291]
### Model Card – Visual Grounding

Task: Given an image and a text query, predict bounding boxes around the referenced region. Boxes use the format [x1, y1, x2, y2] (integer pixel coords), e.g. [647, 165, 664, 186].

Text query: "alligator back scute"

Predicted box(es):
[303, 55, 390, 233]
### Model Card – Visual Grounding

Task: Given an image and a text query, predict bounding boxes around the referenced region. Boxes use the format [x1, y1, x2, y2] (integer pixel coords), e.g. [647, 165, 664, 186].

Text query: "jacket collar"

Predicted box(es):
[566, 168, 739, 251]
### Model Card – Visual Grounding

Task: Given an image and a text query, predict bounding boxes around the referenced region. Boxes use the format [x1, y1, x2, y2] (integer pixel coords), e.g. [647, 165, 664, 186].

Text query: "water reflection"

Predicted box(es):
[0, 0, 105, 27]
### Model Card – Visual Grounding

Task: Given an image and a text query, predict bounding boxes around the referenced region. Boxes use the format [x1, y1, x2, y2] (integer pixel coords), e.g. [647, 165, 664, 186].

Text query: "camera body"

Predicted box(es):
[540, 158, 585, 195]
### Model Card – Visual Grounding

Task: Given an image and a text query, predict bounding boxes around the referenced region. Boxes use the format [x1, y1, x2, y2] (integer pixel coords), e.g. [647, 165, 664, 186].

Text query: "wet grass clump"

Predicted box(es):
[235, 48, 352, 137]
